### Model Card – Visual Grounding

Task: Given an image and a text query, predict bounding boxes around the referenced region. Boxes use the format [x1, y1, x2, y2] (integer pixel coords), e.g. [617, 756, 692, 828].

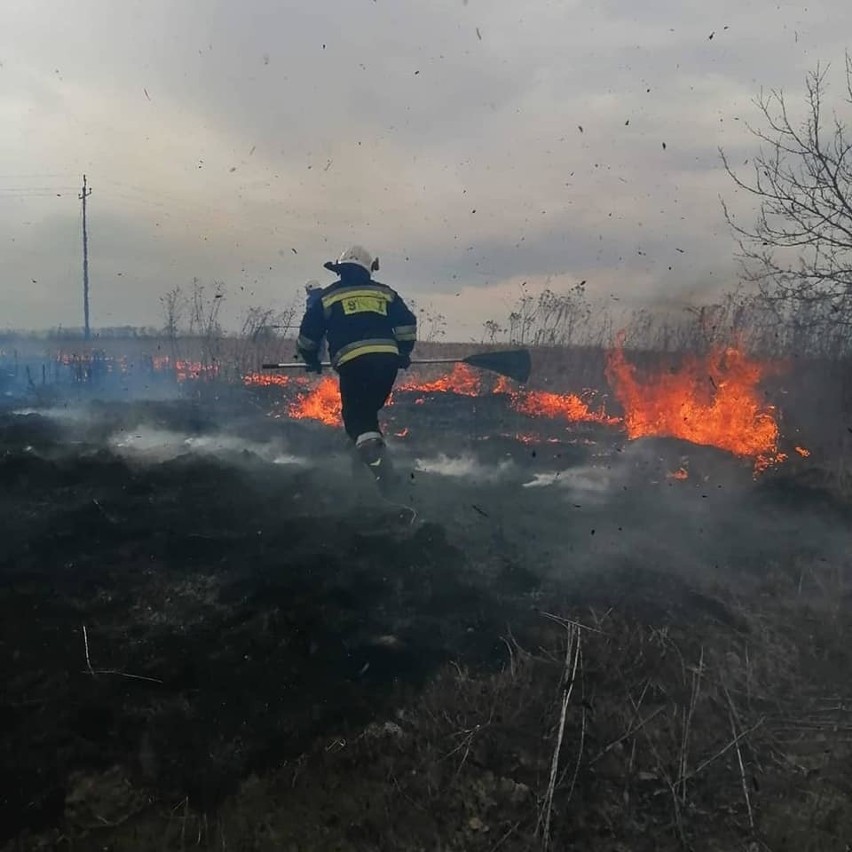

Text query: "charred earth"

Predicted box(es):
[2, 381, 852, 851]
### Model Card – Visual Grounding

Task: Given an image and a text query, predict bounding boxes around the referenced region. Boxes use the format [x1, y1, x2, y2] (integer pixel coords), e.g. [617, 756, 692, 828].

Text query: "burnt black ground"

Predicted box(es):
[1, 382, 850, 846]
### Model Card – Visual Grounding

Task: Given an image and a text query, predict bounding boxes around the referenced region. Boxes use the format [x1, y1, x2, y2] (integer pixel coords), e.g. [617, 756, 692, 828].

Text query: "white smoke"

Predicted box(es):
[108, 427, 306, 466]
[522, 463, 624, 505]
[414, 453, 515, 482]
[12, 406, 91, 422]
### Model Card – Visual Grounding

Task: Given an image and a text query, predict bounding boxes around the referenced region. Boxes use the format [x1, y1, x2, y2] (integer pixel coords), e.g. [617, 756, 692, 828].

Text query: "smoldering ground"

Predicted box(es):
[1, 389, 851, 847]
[9, 394, 846, 577]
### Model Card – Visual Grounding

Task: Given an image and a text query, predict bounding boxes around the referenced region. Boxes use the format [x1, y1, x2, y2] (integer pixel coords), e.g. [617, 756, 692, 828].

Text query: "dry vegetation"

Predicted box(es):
[23, 559, 852, 852]
[226, 573, 852, 852]
[6, 272, 851, 491]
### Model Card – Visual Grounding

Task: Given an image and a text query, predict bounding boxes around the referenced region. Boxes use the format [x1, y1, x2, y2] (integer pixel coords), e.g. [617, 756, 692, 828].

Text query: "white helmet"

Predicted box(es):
[335, 245, 378, 273]
[304, 279, 321, 293]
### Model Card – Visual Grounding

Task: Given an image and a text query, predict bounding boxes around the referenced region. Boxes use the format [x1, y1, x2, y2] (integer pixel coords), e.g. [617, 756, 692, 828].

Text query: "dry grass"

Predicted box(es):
[24, 558, 851, 852]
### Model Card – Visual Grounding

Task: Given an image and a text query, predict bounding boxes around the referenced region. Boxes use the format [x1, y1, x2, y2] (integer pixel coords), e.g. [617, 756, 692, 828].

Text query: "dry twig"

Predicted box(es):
[590, 706, 665, 765]
[725, 686, 755, 831]
[81, 624, 163, 684]
[82, 624, 95, 676]
[680, 718, 765, 783]
[678, 646, 704, 804]
[537, 623, 581, 851]
[540, 610, 606, 635]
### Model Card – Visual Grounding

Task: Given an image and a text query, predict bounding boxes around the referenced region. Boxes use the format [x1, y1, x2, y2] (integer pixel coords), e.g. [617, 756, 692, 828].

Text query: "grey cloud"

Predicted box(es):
[2, 0, 852, 337]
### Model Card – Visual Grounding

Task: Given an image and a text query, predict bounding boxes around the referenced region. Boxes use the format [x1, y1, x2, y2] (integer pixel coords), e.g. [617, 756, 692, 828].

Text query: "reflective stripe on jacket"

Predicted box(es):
[297, 269, 417, 369]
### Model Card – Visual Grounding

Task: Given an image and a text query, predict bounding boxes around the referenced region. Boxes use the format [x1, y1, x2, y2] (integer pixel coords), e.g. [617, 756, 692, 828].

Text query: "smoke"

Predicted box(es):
[414, 453, 515, 482]
[521, 464, 621, 503]
[6, 403, 312, 469]
[556, 439, 851, 581]
[6, 385, 851, 597]
[397, 434, 852, 596]
[12, 406, 96, 422]
[108, 426, 307, 467]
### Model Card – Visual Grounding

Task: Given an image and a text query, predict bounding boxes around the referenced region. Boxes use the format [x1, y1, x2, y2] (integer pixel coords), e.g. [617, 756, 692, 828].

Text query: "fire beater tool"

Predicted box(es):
[261, 348, 532, 384]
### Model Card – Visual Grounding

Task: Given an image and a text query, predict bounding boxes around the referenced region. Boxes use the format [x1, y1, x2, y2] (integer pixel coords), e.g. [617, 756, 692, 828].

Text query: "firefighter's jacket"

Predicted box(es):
[297, 270, 417, 369]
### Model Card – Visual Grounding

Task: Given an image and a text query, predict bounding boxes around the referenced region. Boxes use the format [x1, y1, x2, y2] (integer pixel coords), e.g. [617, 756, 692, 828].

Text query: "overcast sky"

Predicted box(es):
[1, 0, 850, 340]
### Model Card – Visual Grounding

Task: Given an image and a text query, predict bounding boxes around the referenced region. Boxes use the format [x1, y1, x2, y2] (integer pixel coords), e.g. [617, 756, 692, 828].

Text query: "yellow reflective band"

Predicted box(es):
[341, 295, 388, 316]
[297, 335, 319, 351]
[393, 325, 417, 340]
[321, 287, 394, 311]
[335, 343, 400, 367]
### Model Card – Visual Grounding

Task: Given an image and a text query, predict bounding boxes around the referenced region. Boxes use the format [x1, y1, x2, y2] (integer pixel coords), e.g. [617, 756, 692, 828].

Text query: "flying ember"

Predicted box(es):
[667, 467, 690, 481]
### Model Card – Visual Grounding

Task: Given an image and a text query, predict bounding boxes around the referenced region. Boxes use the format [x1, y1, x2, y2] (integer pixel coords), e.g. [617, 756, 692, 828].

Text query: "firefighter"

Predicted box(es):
[304, 279, 322, 309]
[303, 280, 326, 362]
[296, 246, 417, 489]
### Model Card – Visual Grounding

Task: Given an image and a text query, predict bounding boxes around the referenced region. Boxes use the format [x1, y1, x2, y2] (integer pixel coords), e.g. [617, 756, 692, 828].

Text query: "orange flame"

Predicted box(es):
[495, 372, 618, 425]
[243, 372, 309, 388]
[287, 376, 342, 426]
[508, 388, 620, 426]
[240, 348, 800, 477]
[493, 376, 512, 395]
[795, 446, 811, 458]
[605, 339, 784, 472]
[398, 363, 481, 396]
[147, 356, 218, 382]
[667, 467, 689, 481]
[174, 360, 219, 382]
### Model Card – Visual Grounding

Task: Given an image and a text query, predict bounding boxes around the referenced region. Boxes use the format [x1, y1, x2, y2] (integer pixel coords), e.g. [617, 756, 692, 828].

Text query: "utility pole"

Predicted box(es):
[79, 175, 92, 340]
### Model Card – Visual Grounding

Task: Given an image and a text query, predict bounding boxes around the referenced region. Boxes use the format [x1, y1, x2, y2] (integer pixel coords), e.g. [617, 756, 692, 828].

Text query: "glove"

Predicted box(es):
[297, 351, 322, 374]
[397, 353, 412, 370]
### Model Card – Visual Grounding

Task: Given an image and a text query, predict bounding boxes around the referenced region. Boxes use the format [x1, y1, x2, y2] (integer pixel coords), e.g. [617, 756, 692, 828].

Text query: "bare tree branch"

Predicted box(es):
[721, 56, 852, 334]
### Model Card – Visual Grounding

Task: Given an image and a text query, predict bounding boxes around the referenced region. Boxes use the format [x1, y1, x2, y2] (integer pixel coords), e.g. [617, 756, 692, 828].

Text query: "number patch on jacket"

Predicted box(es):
[341, 296, 388, 316]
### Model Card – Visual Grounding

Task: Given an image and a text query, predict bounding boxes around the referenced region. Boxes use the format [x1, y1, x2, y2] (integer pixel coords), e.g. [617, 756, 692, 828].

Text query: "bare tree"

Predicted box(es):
[507, 311, 522, 344]
[188, 279, 226, 374]
[721, 57, 852, 328]
[234, 296, 301, 373]
[518, 288, 537, 345]
[417, 305, 447, 342]
[240, 306, 279, 344]
[159, 285, 186, 362]
[501, 282, 595, 347]
[530, 283, 592, 347]
[482, 319, 502, 343]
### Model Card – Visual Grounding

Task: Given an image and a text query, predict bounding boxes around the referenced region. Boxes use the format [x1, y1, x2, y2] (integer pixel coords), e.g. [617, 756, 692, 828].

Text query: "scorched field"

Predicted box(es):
[2, 345, 852, 851]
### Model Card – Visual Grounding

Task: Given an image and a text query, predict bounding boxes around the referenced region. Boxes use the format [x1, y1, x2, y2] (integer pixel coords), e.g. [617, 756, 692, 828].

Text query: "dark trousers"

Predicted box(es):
[337, 353, 399, 441]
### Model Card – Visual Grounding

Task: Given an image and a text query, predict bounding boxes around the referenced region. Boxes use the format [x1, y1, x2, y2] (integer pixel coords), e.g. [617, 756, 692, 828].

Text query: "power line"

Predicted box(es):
[0, 194, 70, 200]
[100, 178, 233, 220]
[0, 172, 70, 178]
[0, 185, 78, 191]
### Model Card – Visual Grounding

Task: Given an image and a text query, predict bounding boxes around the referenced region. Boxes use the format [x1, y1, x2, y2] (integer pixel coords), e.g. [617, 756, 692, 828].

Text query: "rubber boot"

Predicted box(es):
[355, 432, 397, 495]
[340, 434, 366, 484]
